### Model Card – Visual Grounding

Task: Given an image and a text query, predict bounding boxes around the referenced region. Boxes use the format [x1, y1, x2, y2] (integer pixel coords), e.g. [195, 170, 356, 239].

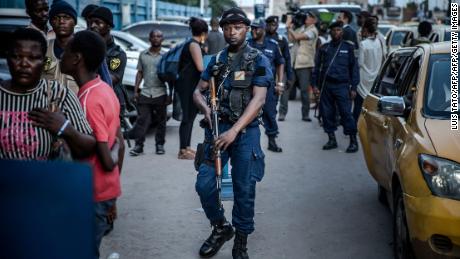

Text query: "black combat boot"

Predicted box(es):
[268, 136, 282, 152]
[199, 220, 234, 258]
[129, 144, 144, 156]
[346, 135, 359, 153]
[322, 133, 338, 150]
[232, 231, 249, 259]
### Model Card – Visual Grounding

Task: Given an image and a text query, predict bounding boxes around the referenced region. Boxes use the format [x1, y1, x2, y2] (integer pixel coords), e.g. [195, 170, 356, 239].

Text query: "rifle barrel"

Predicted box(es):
[210, 76, 223, 208]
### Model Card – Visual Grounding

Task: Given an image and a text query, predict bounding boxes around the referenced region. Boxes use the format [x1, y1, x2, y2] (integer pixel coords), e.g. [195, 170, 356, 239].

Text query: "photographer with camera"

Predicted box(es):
[287, 11, 318, 122]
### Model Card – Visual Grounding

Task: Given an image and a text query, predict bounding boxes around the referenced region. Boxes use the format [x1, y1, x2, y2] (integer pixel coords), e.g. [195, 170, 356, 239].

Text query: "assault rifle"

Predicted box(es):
[210, 68, 223, 208]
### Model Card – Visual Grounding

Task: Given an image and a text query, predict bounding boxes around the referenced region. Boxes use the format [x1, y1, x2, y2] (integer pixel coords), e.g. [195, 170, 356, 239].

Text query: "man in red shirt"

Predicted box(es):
[59, 30, 125, 257]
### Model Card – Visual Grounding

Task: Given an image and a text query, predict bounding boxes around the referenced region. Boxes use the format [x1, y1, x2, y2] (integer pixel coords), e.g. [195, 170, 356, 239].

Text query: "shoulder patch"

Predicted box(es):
[110, 58, 121, 70]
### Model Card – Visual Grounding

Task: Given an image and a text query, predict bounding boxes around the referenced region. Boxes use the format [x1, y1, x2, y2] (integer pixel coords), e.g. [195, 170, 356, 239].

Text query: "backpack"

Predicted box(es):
[156, 39, 191, 84]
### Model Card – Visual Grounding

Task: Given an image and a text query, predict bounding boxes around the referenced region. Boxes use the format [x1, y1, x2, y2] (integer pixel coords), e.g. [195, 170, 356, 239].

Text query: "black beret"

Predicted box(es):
[89, 7, 114, 28]
[219, 7, 251, 27]
[265, 16, 279, 23]
[81, 4, 98, 19]
[49, 0, 77, 23]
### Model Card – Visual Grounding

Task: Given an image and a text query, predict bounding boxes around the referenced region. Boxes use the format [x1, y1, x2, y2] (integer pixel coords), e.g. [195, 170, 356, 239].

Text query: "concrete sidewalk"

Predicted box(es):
[100, 100, 392, 259]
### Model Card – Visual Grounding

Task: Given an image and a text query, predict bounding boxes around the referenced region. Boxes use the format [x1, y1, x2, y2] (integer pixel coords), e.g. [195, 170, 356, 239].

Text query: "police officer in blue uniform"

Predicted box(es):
[312, 21, 359, 153]
[248, 18, 285, 152]
[265, 15, 294, 121]
[193, 8, 272, 259]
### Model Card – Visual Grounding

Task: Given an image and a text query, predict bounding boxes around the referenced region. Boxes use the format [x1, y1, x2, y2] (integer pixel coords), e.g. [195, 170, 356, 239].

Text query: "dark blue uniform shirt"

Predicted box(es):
[248, 37, 285, 78]
[201, 44, 273, 126]
[312, 40, 359, 90]
[266, 33, 293, 81]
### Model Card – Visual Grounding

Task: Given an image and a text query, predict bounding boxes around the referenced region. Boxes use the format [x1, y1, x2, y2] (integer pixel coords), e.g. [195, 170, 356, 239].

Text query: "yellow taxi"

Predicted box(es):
[358, 42, 460, 258]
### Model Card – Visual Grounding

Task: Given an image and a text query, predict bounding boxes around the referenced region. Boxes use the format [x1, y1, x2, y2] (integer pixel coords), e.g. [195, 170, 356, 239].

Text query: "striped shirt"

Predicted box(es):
[0, 79, 93, 160]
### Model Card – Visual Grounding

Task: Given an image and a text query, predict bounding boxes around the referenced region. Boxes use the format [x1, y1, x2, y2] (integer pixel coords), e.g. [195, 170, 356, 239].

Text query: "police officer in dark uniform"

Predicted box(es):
[88, 7, 127, 112]
[312, 21, 359, 153]
[248, 18, 285, 153]
[193, 7, 272, 259]
[265, 15, 294, 121]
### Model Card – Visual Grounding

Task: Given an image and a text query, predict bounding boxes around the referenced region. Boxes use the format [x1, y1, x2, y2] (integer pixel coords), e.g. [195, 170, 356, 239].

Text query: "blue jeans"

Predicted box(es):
[320, 82, 357, 135]
[195, 123, 265, 234]
[94, 199, 116, 258]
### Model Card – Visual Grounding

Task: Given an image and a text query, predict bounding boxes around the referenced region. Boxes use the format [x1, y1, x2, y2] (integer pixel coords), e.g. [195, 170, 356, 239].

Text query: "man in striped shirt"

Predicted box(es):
[59, 30, 124, 258]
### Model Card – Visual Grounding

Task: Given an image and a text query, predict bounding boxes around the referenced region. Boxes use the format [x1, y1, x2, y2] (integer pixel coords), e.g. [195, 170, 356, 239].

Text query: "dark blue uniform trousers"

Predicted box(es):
[196, 122, 265, 235]
[262, 84, 279, 137]
[320, 82, 357, 135]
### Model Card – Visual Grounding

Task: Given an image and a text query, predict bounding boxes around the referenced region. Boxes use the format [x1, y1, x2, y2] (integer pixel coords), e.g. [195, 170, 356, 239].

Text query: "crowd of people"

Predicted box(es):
[0, 0, 443, 258]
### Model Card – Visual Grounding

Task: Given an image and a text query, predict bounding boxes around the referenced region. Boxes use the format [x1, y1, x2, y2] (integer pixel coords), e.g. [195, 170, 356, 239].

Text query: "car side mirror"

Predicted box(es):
[378, 96, 406, 116]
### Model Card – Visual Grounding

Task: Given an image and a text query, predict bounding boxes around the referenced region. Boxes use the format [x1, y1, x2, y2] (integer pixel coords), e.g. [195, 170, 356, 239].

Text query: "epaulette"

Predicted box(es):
[269, 38, 279, 45]
[344, 40, 356, 47]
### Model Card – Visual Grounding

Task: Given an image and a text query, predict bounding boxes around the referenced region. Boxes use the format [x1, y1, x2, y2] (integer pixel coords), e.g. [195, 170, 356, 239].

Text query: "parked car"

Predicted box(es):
[122, 21, 190, 48]
[385, 26, 417, 55]
[358, 42, 459, 258]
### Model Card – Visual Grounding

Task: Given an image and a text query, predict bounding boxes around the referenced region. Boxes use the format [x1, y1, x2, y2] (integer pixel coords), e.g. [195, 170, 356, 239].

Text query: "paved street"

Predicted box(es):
[100, 100, 393, 259]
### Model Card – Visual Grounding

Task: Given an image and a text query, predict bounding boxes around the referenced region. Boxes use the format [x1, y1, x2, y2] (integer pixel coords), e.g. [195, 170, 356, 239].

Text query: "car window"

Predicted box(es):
[119, 33, 149, 50]
[401, 31, 414, 46]
[398, 49, 423, 96]
[125, 24, 150, 41]
[391, 31, 408, 46]
[424, 54, 452, 117]
[372, 51, 412, 96]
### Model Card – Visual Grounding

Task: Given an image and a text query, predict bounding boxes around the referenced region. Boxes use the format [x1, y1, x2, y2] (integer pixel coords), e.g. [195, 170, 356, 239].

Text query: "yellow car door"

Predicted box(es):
[360, 49, 415, 189]
[385, 49, 424, 181]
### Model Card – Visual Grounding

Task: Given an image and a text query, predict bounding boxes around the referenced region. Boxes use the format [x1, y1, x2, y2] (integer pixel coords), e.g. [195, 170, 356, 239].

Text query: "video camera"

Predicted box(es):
[281, 6, 308, 29]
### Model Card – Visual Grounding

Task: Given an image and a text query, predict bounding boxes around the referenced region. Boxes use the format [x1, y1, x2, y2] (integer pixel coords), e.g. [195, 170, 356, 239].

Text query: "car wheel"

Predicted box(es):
[378, 184, 389, 206]
[393, 187, 414, 259]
